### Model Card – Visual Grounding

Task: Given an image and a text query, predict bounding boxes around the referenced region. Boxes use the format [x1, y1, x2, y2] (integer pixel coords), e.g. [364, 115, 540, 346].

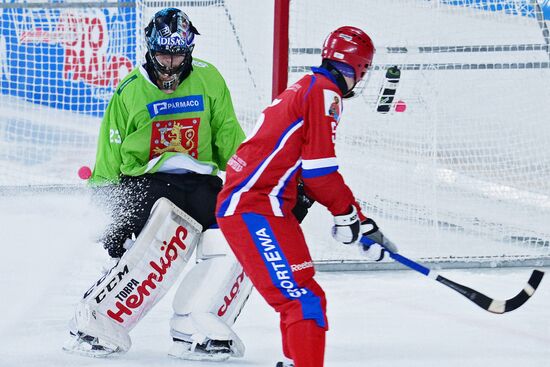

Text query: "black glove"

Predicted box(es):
[104, 241, 126, 259]
[292, 181, 315, 223]
[360, 218, 398, 261]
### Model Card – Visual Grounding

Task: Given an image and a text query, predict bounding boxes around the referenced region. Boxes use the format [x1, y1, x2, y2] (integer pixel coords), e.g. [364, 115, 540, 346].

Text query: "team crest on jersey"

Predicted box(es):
[150, 118, 200, 159]
[324, 89, 341, 122]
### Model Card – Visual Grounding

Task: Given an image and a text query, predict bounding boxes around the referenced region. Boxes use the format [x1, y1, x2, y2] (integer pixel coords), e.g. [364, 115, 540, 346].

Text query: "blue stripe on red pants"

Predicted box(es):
[239, 213, 326, 328]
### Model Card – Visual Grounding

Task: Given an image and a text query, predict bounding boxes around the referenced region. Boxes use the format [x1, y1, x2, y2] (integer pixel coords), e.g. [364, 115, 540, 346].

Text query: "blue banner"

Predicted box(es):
[0, 3, 137, 118]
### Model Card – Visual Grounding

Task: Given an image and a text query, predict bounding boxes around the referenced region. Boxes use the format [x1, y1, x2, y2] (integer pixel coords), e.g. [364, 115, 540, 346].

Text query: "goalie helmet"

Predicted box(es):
[144, 8, 199, 89]
[321, 26, 375, 85]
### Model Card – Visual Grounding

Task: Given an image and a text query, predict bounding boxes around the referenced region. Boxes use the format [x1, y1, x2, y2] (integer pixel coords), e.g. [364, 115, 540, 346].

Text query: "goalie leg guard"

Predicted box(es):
[64, 198, 202, 357]
[168, 228, 253, 361]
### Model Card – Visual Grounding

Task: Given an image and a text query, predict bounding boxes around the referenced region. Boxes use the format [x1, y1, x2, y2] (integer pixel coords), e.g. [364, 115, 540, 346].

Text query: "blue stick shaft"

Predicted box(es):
[388, 252, 431, 276]
[360, 236, 431, 276]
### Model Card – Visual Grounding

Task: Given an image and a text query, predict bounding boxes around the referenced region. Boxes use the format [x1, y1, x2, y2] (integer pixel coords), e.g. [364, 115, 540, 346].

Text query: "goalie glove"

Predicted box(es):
[332, 206, 360, 244]
[360, 218, 398, 261]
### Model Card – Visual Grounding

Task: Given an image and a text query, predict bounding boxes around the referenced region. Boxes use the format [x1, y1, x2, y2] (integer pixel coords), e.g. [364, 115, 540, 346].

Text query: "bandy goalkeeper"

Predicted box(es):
[63, 7, 251, 361]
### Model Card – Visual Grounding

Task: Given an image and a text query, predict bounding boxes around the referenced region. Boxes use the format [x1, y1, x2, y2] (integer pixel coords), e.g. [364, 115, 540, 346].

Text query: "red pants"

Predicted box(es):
[218, 213, 327, 367]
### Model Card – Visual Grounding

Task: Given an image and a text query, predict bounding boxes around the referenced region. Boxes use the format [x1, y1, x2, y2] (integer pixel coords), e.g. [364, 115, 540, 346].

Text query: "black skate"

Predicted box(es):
[276, 360, 295, 367]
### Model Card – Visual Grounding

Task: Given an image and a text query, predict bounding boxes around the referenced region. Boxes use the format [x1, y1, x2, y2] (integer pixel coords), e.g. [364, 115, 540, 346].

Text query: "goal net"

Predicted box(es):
[1, 0, 549, 269]
[0, 0, 268, 186]
[287, 0, 550, 269]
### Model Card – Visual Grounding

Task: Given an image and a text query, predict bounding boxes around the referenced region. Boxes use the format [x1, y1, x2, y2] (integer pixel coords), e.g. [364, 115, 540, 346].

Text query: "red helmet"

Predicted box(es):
[321, 26, 375, 84]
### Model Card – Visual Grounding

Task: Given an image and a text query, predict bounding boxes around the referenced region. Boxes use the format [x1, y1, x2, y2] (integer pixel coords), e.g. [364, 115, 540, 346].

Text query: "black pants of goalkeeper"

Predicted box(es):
[96, 172, 222, 258]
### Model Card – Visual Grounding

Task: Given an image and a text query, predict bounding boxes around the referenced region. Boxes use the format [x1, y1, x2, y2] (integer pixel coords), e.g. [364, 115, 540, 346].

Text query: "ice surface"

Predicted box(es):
[0, 192, 548, 366]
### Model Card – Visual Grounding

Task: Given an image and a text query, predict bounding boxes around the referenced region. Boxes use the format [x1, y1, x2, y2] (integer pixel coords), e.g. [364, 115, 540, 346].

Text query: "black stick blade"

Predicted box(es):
[499, 269, 545, 314]
[436, 270, 544, 314]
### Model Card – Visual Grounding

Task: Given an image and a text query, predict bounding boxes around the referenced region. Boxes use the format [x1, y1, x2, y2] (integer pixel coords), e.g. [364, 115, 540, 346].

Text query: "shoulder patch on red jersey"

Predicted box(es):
[288, 83, 303, 93]
[323, 89, 341, 122]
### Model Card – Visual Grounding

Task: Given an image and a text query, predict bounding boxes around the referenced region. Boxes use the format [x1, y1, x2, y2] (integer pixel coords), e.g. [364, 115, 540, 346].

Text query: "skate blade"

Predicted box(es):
[168, 342, 230, 362]
[62, 338, 120, 358]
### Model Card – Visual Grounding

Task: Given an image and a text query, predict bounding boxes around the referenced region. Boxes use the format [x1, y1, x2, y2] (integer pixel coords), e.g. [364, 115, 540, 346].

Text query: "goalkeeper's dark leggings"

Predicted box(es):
[96, 172, 222, 258]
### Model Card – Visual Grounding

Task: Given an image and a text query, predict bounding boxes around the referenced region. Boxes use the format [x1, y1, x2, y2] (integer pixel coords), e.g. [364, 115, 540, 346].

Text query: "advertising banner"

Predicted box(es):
[0, 4, 137, 118]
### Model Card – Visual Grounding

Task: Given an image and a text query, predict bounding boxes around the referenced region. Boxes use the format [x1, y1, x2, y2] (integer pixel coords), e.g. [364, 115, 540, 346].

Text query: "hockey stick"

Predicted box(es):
[359, 237, 544, 314]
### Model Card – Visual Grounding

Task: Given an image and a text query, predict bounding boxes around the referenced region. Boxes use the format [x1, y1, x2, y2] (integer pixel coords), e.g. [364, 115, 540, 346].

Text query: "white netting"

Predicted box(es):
[0, 0, 270, 186]
[290, 0, 550, 265]
[0, 2, 133, 185]
[1, 0, 549, 267]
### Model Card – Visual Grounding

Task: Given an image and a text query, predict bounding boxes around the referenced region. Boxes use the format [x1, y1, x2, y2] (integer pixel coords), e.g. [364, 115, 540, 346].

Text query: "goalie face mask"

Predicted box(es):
[144, 8, 199, 91]
[153, 53, 187, 91]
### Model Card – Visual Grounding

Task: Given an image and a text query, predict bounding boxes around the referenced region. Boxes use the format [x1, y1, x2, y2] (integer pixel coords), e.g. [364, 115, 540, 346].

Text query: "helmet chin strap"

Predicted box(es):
[342, 89, 356, 99]
[321, 59, 355, 98]
[342, 76, 358, 98]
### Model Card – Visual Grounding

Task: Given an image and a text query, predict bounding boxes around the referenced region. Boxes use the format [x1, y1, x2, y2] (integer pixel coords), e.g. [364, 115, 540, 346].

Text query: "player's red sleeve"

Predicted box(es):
[300, 80, 365, 219]
[302, 171, 355, 216]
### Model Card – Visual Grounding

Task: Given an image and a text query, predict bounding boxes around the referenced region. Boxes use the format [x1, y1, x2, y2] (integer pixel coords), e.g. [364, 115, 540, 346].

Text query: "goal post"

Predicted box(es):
[272, 0, 289, 100]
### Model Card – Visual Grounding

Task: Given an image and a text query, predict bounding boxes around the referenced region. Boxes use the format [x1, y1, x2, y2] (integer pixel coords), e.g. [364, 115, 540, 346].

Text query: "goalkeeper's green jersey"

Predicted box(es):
[90, 58, 245, 185]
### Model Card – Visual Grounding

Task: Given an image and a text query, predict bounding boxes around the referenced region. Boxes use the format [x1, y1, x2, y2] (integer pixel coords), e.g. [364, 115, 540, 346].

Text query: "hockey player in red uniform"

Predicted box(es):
[217, 26, 398, 367]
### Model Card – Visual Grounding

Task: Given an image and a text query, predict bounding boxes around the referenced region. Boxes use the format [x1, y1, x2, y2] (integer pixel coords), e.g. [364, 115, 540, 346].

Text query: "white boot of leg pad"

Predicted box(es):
[169, 312, 245, 359]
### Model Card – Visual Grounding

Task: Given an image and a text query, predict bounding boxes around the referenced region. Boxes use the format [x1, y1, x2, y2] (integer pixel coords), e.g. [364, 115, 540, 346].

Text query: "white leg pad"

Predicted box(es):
[196, 227, 233, 259]
[70, 302, 132, 353]
[171, 312, 245, 357]
[170, 229, 253, 358]
[69, 198, 202, 353]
